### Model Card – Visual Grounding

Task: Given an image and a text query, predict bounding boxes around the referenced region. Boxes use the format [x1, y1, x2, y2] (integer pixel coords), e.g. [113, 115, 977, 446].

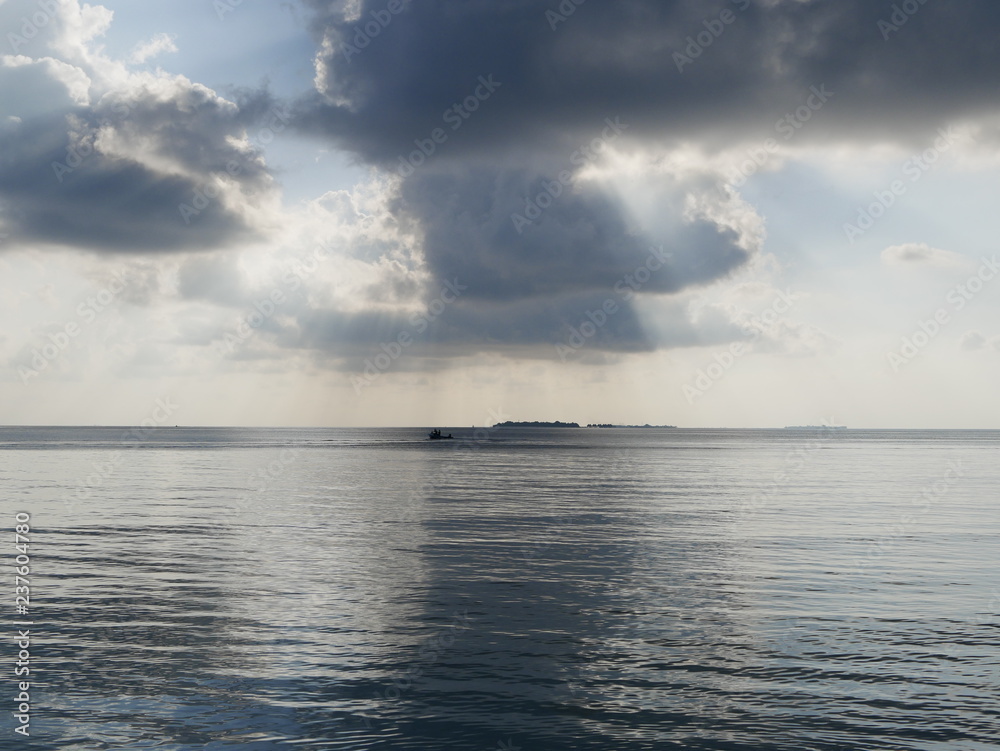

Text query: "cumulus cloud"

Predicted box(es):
[129, 33, 177, 65]
[298, 0, 1000, 159]
[7, 0, 1000, 370]
[286, 1, 871, 359]
[272, 0, 1000, 364]
[0, 0, 281, 254]
[1, 54, 91, 106]
[394, 163, 751, 303]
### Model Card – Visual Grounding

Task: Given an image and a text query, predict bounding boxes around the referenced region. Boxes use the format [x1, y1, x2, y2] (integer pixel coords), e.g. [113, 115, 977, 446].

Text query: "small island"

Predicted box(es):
[490, 421, 679, 428]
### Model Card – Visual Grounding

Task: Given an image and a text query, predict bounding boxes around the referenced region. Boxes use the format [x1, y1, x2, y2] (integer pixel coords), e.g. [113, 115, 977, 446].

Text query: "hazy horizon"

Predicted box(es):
[2, 424, 995, 431]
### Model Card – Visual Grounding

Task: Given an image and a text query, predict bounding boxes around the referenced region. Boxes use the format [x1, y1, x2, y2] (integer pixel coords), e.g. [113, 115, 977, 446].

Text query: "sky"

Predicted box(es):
[2, 0, 1000, 428]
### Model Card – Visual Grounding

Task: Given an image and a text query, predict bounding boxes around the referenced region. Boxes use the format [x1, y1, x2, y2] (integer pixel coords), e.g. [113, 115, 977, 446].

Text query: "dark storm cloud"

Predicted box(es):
[394, 163, 747, 302]
[0, 85, 277, 253]
[299, 0, 1000, 159]
[288, 0, 1000, 360]
[288, 288, 706, 360]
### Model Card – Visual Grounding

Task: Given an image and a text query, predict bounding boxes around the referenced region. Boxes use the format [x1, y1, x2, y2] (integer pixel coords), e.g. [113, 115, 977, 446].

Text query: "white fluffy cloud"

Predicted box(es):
[0, 0, 281, 253]
[129, 32, 176, 65]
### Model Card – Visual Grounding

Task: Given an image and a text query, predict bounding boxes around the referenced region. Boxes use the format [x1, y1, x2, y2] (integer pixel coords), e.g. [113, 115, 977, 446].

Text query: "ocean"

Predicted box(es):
[1, 426, 998, 750]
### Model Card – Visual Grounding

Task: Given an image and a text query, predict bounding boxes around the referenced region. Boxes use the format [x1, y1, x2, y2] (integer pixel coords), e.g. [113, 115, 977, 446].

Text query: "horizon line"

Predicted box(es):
[0, 425, 998, 431]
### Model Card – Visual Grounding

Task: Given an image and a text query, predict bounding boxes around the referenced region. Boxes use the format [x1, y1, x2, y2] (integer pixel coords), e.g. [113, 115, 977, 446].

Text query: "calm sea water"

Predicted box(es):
[1, 427, 998, 750]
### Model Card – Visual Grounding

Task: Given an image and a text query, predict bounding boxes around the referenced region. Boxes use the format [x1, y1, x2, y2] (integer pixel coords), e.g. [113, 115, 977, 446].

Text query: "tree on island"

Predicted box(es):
[491, 421, 678, 428]
[492, 420, 580, 428]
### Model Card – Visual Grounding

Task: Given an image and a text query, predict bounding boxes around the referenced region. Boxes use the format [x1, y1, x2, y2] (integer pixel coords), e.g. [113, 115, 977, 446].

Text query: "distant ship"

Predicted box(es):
[428, 429, 453, 440]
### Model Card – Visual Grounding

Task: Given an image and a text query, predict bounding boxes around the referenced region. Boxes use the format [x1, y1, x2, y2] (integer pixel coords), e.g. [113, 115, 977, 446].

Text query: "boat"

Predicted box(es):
[428, 429, 453, 440]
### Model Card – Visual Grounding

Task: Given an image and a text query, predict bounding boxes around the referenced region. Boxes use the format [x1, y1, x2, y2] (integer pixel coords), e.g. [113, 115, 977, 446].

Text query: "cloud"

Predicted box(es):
[1, 54, 91, 107]
[394, 163, 751, 304]
[958, 330, 1000, 353]
[274, 0, 1000, 364]
[129, 33, 178, 65]
[959, 330, 987, 351]
[881, 243, 970, 270]
[7, 0, 1000, 370]
[287, 1, 858, 360]
[0, 108, 266, 253]
[0, 0, 281, 254]
[298, 0, 1000, 160]
[177, 253, 250, 305]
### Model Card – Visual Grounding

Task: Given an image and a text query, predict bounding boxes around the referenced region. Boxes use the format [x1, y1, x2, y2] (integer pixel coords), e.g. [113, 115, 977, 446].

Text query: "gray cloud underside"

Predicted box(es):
[395, 165, 748, 301]
[0, 87, 276, 252]
[299, 0, 1000, 159]
[277, 291, 742, 364]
